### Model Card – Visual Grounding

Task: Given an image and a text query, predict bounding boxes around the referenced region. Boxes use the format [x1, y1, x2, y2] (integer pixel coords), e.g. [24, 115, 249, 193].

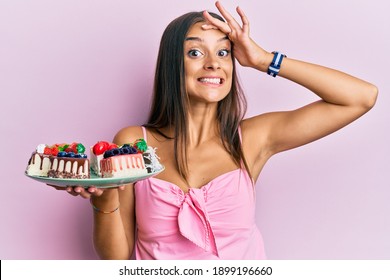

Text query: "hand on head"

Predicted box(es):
[202, 1, 269, 70]
[202, 1, 249, 41]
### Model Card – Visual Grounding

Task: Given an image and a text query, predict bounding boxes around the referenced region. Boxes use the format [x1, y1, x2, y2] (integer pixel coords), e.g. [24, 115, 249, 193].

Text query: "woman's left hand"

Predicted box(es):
[203, 1, 270, 71]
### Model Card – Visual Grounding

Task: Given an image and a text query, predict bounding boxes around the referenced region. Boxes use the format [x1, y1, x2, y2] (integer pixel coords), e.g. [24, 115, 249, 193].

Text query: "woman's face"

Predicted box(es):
[183, 22, 233, 104]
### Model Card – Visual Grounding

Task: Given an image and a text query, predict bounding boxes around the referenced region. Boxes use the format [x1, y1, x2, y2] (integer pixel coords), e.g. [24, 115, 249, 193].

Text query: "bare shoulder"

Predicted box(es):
[113, 126, 144, 146]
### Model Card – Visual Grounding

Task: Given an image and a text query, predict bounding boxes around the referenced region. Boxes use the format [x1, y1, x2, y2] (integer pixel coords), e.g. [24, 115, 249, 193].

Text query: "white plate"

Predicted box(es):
[25, 167, 164, 188]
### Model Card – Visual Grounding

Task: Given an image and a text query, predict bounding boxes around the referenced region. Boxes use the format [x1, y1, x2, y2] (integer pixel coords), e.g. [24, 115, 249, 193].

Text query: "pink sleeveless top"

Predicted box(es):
[133, 127, 266, 260]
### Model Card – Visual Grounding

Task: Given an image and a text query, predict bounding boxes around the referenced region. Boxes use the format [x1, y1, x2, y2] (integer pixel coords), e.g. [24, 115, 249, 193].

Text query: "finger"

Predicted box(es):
[87, 187, 104, 196]
[236, 6, 249, 34]
[87, 186, 97, 193]
[78, 189, 92, 199]
[73, 186, 85, 194]
[215, 1, 242, 32]
[65, 186, 80, 196]
[201, 23, 219, 31]
[65, 186, 88, 198]
[203, 10, 231, 34]
[72, 186, 96, 199]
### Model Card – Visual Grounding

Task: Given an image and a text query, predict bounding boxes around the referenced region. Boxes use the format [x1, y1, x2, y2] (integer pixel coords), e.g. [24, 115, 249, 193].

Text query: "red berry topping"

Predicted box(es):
[92, 141, 110, 155]
[70, 142, 78, 152]
[51, 146, 59, 156]
[107, 143, 118, 150]
[43, 147, 52, 155]
[65, 143, 78, 153]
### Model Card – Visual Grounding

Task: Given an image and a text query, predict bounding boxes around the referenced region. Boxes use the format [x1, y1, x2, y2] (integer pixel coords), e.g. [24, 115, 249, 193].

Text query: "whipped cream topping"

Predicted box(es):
[144, 147, 163, 172]
[36, 144, 46, 153]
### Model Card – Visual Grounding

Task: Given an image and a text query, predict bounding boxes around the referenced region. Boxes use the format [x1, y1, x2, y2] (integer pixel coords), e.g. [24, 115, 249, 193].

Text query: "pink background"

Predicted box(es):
[1, 0, 389, 259]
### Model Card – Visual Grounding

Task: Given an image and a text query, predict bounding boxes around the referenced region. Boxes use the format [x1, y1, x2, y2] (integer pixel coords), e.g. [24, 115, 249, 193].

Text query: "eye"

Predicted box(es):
[188, 49, 203, 57]
[217, 49, 230, 57]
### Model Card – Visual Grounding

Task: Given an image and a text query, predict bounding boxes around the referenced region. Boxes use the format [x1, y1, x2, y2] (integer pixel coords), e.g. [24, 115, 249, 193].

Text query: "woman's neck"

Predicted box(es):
[187, 102, 219, 148]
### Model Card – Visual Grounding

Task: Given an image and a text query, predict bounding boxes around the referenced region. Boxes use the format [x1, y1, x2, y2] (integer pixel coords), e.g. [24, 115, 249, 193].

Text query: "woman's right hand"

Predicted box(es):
[65, 186, 103, 199]
[47, 184, 125, 199]
[203, 1, 271, 71]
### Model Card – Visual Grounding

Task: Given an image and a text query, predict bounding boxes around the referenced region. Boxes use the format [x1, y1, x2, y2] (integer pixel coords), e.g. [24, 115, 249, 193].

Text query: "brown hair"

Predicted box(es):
[144, 11, 248, 181]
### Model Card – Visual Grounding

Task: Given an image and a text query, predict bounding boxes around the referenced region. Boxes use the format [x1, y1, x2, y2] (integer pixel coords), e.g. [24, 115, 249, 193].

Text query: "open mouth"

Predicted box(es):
[197, 77, 224, 85]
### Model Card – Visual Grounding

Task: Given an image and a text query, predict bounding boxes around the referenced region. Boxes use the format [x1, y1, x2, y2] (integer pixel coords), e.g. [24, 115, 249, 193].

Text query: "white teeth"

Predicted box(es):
[199, 78, 221, 84]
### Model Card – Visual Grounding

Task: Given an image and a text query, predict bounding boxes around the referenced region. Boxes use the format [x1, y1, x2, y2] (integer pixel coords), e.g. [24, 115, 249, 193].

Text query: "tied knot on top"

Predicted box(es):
[177, 188, 218, 256]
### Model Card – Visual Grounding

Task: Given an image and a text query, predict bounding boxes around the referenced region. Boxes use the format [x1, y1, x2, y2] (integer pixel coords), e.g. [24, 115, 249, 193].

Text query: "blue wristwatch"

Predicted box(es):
[267, 51, 286, 77]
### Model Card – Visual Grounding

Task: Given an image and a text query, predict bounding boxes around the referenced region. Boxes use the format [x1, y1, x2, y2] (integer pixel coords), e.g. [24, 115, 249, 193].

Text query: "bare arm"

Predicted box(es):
[87, 126, 144, 259]
[247, 55, 378, 155]
[205, 2, 378, 179]
[66, 180, 134, 259]
[91, 186, 134, 259]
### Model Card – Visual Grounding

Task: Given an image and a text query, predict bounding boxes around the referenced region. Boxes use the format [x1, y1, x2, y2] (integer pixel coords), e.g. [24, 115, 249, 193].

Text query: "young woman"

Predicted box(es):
[64, 2, 377, 259]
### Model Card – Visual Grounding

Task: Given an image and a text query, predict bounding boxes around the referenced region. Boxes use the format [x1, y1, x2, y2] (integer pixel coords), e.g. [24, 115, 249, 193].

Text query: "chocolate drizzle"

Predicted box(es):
[27, 152, 90, 178]
[49, 157, 90, 178]
[28, 152, 53, 170]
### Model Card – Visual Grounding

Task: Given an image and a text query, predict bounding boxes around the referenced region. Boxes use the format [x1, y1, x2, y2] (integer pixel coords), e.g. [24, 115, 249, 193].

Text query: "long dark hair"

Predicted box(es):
[144, 11, 249, 181]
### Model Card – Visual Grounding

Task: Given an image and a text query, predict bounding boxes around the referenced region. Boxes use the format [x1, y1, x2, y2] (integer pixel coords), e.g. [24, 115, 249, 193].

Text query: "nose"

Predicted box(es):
[204, 55, 220, 70]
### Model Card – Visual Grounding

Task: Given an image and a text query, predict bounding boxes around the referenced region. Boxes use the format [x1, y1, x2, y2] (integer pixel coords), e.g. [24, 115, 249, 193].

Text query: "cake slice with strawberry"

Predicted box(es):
[26, 144, 54, 177]
[26, 142, 90, 179]
[90, 141, 117, 176]
[91, 140, 152, 178]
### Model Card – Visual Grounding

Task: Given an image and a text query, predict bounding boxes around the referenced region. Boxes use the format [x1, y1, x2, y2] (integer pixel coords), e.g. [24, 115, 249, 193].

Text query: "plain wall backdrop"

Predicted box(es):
[1, 0, 388, 259]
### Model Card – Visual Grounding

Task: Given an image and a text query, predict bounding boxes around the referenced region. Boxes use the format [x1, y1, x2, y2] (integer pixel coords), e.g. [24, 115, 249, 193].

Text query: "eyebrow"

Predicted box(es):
[185, 36, 229, 42]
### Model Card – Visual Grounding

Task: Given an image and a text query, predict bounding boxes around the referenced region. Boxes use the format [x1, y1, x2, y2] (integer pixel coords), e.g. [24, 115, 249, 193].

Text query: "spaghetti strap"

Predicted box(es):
[141, 126, 148, 142]
[238, 125, 245, 169]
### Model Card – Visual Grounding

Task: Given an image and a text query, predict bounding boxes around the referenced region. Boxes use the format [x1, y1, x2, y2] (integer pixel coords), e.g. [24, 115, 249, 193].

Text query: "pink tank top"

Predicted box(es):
[133, 127, 266, 259]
